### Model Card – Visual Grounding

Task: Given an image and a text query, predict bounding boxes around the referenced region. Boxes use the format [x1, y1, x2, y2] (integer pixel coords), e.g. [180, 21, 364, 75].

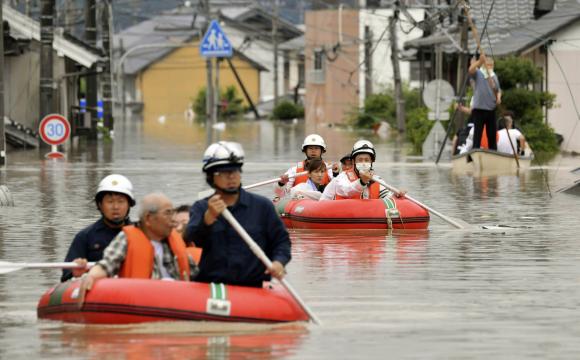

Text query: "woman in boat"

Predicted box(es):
[289, 158, 327, 200]
[275, 134, 338, 197]
[61, 174, 136, 282]
[320, 140, 404, 200]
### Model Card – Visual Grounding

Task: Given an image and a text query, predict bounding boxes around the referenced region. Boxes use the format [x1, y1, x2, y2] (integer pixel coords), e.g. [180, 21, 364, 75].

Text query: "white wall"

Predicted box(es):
[222, 23, 286, 103]
[547, 23, 580, 153]
[358, 9, 424, 106]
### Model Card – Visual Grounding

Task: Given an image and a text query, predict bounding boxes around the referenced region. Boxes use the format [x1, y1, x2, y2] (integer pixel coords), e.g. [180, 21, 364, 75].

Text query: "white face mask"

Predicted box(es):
[355, 163, 372, 173]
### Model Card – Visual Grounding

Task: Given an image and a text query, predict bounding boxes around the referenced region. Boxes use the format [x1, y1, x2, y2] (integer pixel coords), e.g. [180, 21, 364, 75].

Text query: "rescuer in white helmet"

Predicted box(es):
[275, 134, 339, 197]
[184, 142, 291, 287]
[61, 174, 136, 282]
[320, 140, 404, 200]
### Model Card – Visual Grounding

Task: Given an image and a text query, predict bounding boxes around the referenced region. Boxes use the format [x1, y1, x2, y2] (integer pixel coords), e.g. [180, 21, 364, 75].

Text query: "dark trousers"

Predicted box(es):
[472, 108, 497, 150]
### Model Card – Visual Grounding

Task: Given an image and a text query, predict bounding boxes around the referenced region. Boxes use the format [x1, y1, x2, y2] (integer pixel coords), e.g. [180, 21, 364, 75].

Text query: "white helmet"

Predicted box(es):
[302, 134, 326, 152]
[96, 174, 135, 206]
[351, 140, 376, 162]
[202, 141, 245, 173]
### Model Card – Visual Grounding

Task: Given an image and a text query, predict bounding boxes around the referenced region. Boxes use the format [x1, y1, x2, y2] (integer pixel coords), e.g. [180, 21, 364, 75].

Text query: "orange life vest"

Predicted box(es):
[334, 169, 380, 200]
[186, 246, 202, 264]
[118, 225, 190, 281]
[293, 161, 331, 187]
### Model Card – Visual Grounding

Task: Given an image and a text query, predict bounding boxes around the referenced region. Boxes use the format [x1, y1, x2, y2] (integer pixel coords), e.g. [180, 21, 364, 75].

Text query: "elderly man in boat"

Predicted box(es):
[320, 140, 404, 200]
[185, 141, 291, 288]
[61, 174, 136, 282]
[78, 193, 199, 295]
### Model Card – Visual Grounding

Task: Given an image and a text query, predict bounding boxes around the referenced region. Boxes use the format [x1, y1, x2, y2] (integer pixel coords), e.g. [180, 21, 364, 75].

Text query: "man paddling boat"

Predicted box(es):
[185, 141, 291, 287]
[61, 174, 135, 282]
[320, 140, 405, 200]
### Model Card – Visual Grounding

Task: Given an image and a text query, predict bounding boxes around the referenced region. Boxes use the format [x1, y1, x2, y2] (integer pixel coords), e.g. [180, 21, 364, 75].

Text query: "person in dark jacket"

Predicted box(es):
[61, 174, 135, 282]
[184, 141, 291, 287]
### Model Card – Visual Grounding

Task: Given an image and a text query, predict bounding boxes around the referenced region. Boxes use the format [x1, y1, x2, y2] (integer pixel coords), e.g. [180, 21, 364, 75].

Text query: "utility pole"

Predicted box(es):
[389, 11, 405, 133]
[364, 26, 373, 98]
[202, 0, 214, 145]
[214, 59, 220, 123]
[272, 0, 279, 105]
[39, 0, 55, 148]
[0, 1, 5, 166]
[101, 0, 113, 131]
[85, 0, 98, 138]
[456, 5, 469, 127]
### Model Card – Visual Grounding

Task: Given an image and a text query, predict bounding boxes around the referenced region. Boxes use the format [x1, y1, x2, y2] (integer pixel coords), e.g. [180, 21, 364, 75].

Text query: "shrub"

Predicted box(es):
[495, 57, 559, 159]
[272, 101, 304, 120]
[193, 86, 245, 121]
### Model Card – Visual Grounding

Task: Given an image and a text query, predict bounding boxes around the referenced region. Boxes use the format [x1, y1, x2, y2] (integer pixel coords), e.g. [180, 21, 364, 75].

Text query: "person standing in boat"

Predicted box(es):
[289, 158, 328, 200]
[468, 53, 502, 151]
[275, 134, 338, 197]
[61, 174, 136, 282]
[497, 111, 527, 156]
[78, 193, 199, 295]
[320, 140, 404, 200]
[185, 141, 291, 287]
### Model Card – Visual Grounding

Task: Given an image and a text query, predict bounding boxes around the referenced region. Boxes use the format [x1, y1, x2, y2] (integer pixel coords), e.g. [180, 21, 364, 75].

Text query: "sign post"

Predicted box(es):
[38, 114, 70, 159]
[199, 20, 233, 145]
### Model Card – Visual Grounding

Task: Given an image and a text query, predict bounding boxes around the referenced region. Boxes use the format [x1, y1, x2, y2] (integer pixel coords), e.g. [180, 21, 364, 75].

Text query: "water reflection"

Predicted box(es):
[39, 322, 307, 360]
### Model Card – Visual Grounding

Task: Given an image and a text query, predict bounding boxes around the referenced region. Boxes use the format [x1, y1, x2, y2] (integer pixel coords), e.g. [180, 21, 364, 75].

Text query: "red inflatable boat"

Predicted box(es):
[275, 198, 430, 230]
[37, 278, 309, 324]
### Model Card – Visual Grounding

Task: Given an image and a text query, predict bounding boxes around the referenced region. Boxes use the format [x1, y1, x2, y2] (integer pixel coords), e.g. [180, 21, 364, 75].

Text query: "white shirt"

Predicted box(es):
[290, 180, 323, 200]
[320, 172, 391, 200]
[497, 128, 523, 155]
[275, 161, 335, 197]
[459, 127, 474, 155]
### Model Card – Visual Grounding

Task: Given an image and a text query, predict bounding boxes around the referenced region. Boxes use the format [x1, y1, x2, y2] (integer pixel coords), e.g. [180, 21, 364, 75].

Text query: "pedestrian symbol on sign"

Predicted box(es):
[200, 20, 233, 58]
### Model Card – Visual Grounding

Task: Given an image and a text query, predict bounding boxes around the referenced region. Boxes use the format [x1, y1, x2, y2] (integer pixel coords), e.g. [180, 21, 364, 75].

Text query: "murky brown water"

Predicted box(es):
[1, 116, 580, 359]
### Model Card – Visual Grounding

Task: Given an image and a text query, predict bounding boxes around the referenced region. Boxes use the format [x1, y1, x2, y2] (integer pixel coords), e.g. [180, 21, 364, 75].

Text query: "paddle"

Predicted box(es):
[0, 261, 94, 275]
[501, 116, 520, 169]
[220, 208, 322, 325]
[372, 176, 472, 230]
[197, 171, 309, 199]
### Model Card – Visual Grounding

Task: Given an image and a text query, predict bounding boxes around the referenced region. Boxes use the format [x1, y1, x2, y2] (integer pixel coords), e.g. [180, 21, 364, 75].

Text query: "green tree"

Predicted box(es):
[272, 101, 304, 120]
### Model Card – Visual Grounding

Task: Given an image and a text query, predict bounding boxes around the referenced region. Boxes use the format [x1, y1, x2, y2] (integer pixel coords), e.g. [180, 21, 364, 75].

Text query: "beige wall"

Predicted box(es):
[139, 40, 261, 120]
[4, 42, 68, 131]
[305, 9, 359, 131]
[546, 25, 580, 153]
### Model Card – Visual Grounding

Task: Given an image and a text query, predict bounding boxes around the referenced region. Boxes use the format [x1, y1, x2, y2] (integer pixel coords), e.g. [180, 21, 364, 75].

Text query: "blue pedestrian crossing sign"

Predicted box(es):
[200, 20, 233, 58]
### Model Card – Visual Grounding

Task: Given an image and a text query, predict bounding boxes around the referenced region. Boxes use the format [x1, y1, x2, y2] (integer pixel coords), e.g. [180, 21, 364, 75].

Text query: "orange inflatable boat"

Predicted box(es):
[275, 198, 430, 230]
[37, 278, 309, 324]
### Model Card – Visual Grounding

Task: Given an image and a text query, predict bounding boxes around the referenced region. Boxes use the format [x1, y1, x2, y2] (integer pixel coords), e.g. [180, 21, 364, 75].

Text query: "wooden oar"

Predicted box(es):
[502, 117, 520, 169]
[0, 261, 94, 275]
[198, 171, 309, 199]
[372, 176, 472, 230]
[221, 208, 321, 325]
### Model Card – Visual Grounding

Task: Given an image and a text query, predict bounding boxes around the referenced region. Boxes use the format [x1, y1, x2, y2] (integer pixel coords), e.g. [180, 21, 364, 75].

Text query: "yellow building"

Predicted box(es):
[137, 39, 266, 119]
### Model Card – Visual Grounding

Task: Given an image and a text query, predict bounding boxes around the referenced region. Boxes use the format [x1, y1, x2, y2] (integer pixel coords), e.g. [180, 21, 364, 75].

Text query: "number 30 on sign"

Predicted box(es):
[39, 114, 71, 146]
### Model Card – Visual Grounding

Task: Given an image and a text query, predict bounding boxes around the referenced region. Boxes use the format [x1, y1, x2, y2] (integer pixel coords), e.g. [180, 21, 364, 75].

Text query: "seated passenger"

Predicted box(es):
[173, 204, 190, 237]
[78, 193, 199, 295]
[497, 112, 527, 156]
[320, 140, 404, 200]
[61, 174, 135, 282]
[339, 154, 353, 171]
[290, 158, 327, 200]
[276, 134, 338, 197]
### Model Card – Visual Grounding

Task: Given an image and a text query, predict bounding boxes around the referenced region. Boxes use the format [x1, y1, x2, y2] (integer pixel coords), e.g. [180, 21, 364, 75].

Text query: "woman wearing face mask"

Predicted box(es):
[290, 158, 327, 200]
[320, 140, 404, 200]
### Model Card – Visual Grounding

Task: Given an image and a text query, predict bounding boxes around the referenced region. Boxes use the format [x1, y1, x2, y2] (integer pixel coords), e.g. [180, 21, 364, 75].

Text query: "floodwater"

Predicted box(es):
[1, 116, 580, 359]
